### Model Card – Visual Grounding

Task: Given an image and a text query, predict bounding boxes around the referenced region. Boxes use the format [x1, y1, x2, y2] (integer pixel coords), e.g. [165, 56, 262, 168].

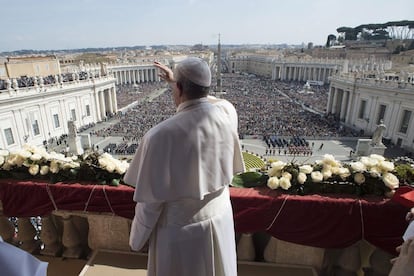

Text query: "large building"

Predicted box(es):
[0, 52, 215, 151]
[0, 70, 117, 151]
[225, 50, 414, 152]
[227, 53, 392, 84]
[328, 71, 414, 151]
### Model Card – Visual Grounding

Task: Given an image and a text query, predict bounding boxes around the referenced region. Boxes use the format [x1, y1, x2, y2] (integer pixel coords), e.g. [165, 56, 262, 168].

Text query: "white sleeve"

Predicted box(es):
[129, 202, 163, 251]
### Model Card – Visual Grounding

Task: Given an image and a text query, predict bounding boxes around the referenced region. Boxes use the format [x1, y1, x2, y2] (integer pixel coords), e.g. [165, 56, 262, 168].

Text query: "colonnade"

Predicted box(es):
[272, 64, 335, 83]
[327, 86, 354, 124]
[328, 74, 414, 151]
[94, 87, 117, 121]
[111, 67, 159, 85]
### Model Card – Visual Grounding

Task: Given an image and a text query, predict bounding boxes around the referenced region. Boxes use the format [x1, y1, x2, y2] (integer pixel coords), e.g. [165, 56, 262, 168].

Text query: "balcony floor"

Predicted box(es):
[36, 250, 317, 276]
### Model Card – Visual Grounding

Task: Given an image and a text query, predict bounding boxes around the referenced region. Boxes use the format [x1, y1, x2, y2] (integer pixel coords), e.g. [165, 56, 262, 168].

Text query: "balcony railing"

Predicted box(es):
[0, 179, 406, 275]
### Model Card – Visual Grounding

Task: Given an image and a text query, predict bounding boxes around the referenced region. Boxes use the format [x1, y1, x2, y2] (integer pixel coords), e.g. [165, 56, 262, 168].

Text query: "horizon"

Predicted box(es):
[2, 0, 414, 53]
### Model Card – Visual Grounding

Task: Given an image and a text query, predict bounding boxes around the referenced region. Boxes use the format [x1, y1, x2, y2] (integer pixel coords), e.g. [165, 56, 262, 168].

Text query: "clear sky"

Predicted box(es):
[1, 0, 413, 52]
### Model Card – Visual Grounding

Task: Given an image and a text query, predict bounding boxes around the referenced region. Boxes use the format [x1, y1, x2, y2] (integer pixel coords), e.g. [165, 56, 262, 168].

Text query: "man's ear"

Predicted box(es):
[176, 82, 184, 96]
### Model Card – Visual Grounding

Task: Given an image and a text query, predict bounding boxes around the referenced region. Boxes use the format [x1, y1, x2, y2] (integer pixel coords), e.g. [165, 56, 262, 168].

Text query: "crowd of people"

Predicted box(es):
[115, 82, 166, 109]
[0, 71, 94, 90]
[91, 72, 358, 155]
[218, 73, 355, 138]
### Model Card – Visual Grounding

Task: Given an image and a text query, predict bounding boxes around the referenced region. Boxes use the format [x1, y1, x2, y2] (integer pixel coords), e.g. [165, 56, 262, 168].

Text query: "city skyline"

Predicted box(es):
[1, 0, 414, 52]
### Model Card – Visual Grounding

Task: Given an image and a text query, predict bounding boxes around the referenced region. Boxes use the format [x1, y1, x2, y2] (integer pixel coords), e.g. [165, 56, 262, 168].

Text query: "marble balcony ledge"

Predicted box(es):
[0, 199, 397, 276]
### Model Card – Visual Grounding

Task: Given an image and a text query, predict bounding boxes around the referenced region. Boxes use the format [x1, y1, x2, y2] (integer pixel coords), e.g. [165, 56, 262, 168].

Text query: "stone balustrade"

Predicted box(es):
[0, 200, 396, 275]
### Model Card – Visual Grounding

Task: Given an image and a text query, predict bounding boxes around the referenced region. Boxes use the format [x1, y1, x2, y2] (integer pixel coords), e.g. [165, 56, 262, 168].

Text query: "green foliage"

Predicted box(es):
[395, 163, 414, 185]
[232, 171, 269, 188]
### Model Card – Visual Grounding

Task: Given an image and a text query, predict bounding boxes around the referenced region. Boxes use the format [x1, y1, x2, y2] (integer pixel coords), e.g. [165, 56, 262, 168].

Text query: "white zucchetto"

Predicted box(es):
[176, 57, 211, 87]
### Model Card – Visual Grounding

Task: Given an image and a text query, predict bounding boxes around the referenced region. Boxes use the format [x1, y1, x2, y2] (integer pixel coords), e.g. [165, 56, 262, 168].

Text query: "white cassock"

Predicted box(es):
[124, 96, 245, 276]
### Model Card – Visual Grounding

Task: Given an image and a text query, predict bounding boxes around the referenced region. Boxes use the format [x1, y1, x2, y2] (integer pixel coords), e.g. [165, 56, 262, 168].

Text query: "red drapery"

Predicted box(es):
[0, 179, 409, 255]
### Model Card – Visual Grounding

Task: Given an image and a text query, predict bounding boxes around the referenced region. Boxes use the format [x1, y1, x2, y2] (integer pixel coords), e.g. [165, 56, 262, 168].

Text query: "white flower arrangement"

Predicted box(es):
[233, 153, 412, 197]
[0, 144, 130, 186]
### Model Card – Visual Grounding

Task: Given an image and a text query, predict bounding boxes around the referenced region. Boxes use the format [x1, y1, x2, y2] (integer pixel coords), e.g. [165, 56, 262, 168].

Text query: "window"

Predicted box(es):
[32, 120, 40, 136]
[71, 109, 76, 121]
[377, 104, 386, 125]
[53, 114, 60, 128]
[86, 105, 91, 116]
[4, 128, 15, 145]
[358, 100, 366, 119]
[399, 110, 412, 134]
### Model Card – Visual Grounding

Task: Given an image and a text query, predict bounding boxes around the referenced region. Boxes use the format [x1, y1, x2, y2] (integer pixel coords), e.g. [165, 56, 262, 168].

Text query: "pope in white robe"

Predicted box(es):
[123, 57, 245, 276]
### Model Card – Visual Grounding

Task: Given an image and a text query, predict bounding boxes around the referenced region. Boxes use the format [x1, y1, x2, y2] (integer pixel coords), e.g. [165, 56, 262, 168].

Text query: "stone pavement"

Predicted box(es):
[240, 138, 357, 164]
[240, 138, 408, 164]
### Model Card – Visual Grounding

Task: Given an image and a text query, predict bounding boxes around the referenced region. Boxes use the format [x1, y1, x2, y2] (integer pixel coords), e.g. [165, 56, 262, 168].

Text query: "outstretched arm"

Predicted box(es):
[154, 61, 175, 83]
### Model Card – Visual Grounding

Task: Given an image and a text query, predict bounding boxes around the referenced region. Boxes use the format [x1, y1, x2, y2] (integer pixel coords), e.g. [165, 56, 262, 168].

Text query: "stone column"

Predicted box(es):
[61, 214, 83, 258]
[332, 88, 339, 116]
[40, 215, 63, 256]
[345, 91, 354, 125]
[0, 202, 15, 243]
[17, 217, 40, 254]
[99, 91, 106, 118]
[327, 87, 335, 114]
[339, 90, 348, 121]
[94, 91, 102, 121]
[132, 70, 136, 84]
[107, 89, 114, 114]
[112, 87, 118, 113]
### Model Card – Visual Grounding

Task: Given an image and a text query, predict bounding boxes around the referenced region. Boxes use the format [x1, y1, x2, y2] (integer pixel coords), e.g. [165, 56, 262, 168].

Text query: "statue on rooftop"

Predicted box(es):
[371, 120, 386, 146]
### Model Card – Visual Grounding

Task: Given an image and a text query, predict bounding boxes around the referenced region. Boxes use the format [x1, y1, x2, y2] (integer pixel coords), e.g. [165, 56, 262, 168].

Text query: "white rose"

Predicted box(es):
[297, 172, 307, 184]
[2, 162, 12, 170]
[50, 161, 60, 173]
[18, 150, 32, 159]
[98, 157, 109, 168]
[354, 172, 365, 185]
[23, 160, 31, 167]
[360, 156, 378, 168]
[270, 161, 286, 171]
[279, 177, 291, 190]
[322, 168, 332, 180]
[0, 149, 9, 157]
[378, 161, 395, 173]
[268, 166, 282, 177]
[115, 161, 129, 174]
[338, 167, 351, 180]
[350, 161, 366, 172]
[30, 153, 42, 161]
[40, 165, 49, 175]
[382, 172, 399, 190]
[267, 177, 279, 190]
[282, 172, 292, 181]
[331, 166, 340, 175]
[11, 155, 25, 167]
[28, 164, 39, 176]
[105, 162, 115, 173]
[62, 162, 74, 170]
[369, 154, 385, 162]
[311, 171, 323, 183]
[323, 154, 340, 167]
[71, 155, 78, 161]
[369, 166, 381, 178]
[299, 165, 313, 174]
[0, 156, 4, 166]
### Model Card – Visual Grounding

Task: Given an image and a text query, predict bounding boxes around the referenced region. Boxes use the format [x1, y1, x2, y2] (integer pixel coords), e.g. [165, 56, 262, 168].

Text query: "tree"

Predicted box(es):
[336, 27, 358, 40]
[326, 34, 337, 47]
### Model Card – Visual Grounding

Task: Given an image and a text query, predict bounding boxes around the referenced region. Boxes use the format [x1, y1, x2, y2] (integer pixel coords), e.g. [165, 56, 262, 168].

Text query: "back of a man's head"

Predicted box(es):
[175, 57, 211, 99]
